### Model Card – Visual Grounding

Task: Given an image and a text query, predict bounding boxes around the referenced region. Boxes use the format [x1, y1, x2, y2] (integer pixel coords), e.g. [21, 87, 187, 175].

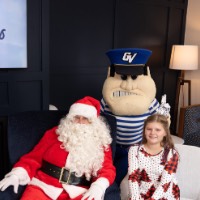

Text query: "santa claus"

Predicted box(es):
[0, 96, 116, 200]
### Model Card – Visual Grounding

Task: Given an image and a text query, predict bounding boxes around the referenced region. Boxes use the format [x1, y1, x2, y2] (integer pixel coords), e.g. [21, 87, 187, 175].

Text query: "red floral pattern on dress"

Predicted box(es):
[141, 185, 156, 199]
[172, 183, 180, 199]
[141, 169, 151, 182]
[157, 174, 162, 182]
[164, 153, 178, 174]
[162, 182, 170, 192]
[148, 198, 167, 200]
[128, 169, 140, 182]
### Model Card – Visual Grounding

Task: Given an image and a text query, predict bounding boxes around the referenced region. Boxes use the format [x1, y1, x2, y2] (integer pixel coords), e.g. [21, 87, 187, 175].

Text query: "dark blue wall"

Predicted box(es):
[49, 0, 188, 132]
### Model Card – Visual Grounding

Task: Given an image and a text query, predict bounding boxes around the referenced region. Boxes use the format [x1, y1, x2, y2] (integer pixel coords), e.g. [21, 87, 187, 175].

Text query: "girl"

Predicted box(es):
[128, 114, 180, 200]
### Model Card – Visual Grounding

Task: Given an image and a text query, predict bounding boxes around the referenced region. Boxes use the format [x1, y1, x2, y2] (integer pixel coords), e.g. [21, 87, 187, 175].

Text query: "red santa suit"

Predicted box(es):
[9, 126, 116, 199]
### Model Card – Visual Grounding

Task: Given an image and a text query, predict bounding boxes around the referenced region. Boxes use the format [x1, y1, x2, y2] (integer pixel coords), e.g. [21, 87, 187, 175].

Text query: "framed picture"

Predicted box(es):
[0, 0, 27, 68]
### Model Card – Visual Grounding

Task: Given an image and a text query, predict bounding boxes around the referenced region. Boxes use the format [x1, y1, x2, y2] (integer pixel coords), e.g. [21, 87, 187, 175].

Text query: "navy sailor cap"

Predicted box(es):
[106, 48, 152, 66]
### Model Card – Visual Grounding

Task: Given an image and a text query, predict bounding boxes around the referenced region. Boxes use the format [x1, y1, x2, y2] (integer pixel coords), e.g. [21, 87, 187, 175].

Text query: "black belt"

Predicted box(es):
[41, 160, 91, 186]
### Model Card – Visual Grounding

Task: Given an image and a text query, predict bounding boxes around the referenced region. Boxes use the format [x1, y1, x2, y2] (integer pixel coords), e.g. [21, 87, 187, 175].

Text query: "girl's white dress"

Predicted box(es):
[128, 145, 180, 200]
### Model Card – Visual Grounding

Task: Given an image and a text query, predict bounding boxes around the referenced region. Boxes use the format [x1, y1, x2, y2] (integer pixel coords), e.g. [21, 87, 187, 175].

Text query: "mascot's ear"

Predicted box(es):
[146, 66, 152, 77]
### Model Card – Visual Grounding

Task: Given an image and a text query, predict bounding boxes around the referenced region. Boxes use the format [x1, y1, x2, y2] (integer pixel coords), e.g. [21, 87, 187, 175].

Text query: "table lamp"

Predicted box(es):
[169, 45, 198, 133]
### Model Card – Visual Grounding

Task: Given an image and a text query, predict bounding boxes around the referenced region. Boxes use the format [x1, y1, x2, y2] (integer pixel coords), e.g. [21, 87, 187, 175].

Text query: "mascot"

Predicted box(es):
[100, 48, 170, 185]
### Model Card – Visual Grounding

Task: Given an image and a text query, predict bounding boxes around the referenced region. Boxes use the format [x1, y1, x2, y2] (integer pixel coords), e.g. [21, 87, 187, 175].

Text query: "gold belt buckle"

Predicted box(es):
[59, 167, 71, 184]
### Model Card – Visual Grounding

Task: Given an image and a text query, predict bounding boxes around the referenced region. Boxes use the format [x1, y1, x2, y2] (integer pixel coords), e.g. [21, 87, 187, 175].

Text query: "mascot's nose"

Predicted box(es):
[120, 75, 137, 91]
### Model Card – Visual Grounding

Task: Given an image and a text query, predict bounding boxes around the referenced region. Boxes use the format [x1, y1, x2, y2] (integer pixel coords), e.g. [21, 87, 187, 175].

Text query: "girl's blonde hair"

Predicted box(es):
[142, 114, 174, 149]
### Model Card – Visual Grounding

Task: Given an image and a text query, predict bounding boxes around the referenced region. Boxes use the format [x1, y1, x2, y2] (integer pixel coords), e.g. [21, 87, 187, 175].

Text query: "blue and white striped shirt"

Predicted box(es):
[101, 98, 160, 145]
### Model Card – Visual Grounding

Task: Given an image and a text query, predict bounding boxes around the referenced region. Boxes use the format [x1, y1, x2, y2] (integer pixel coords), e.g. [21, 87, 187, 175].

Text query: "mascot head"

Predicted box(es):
[102, 48, 156, 116]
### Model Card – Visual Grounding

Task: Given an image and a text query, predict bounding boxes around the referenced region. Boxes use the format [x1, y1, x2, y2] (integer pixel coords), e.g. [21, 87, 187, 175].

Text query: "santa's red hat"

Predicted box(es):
[68, 96, 100, 118]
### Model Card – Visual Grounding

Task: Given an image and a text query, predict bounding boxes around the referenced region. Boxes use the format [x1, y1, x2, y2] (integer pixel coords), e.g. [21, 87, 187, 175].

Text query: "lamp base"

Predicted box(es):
[172, 70, 191, 134]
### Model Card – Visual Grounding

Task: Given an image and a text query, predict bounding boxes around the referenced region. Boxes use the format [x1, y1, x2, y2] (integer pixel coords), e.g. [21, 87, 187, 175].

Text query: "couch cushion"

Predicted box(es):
[175, 144, 200, 200]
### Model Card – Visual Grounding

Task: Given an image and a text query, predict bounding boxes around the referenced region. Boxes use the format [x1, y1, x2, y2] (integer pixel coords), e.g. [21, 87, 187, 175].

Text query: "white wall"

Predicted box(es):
[184, 0, 200, 105]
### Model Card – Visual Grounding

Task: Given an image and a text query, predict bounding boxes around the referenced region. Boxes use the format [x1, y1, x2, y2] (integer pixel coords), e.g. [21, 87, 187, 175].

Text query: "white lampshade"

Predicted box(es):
[169, 45, 199, 70]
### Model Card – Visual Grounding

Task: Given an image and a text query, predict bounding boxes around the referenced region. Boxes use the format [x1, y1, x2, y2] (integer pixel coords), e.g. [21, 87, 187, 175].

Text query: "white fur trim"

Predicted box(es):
[62, 154, 88, 198]
[62, 184, 87, 198]
[30, 177, 63, 199]
[6, 167, 30, 185]
[69, 103, 97, 118]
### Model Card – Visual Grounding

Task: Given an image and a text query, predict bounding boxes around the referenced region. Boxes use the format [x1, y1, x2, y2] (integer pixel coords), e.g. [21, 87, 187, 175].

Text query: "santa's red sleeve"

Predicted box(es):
[13, 127, 59, 179]
[94, 146, 116, 185]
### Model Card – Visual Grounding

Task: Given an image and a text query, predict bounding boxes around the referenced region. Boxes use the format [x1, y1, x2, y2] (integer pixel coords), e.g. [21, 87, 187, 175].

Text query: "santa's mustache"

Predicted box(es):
[57, 122, 100, 147]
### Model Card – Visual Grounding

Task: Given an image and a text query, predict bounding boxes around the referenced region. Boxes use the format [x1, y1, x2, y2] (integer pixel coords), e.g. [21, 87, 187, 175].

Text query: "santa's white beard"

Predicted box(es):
[56, 116, 112, 180]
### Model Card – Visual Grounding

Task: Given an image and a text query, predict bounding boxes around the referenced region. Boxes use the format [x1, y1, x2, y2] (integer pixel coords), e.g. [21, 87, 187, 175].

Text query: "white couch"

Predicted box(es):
[120, 144, 200, 200]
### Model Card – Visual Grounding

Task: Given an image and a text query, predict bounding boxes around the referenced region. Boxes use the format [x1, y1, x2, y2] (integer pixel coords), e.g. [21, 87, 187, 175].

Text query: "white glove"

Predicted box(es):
[81, 178, 109, 200]
[81, 183, 104, 200]
[0, 174, 20, 193]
